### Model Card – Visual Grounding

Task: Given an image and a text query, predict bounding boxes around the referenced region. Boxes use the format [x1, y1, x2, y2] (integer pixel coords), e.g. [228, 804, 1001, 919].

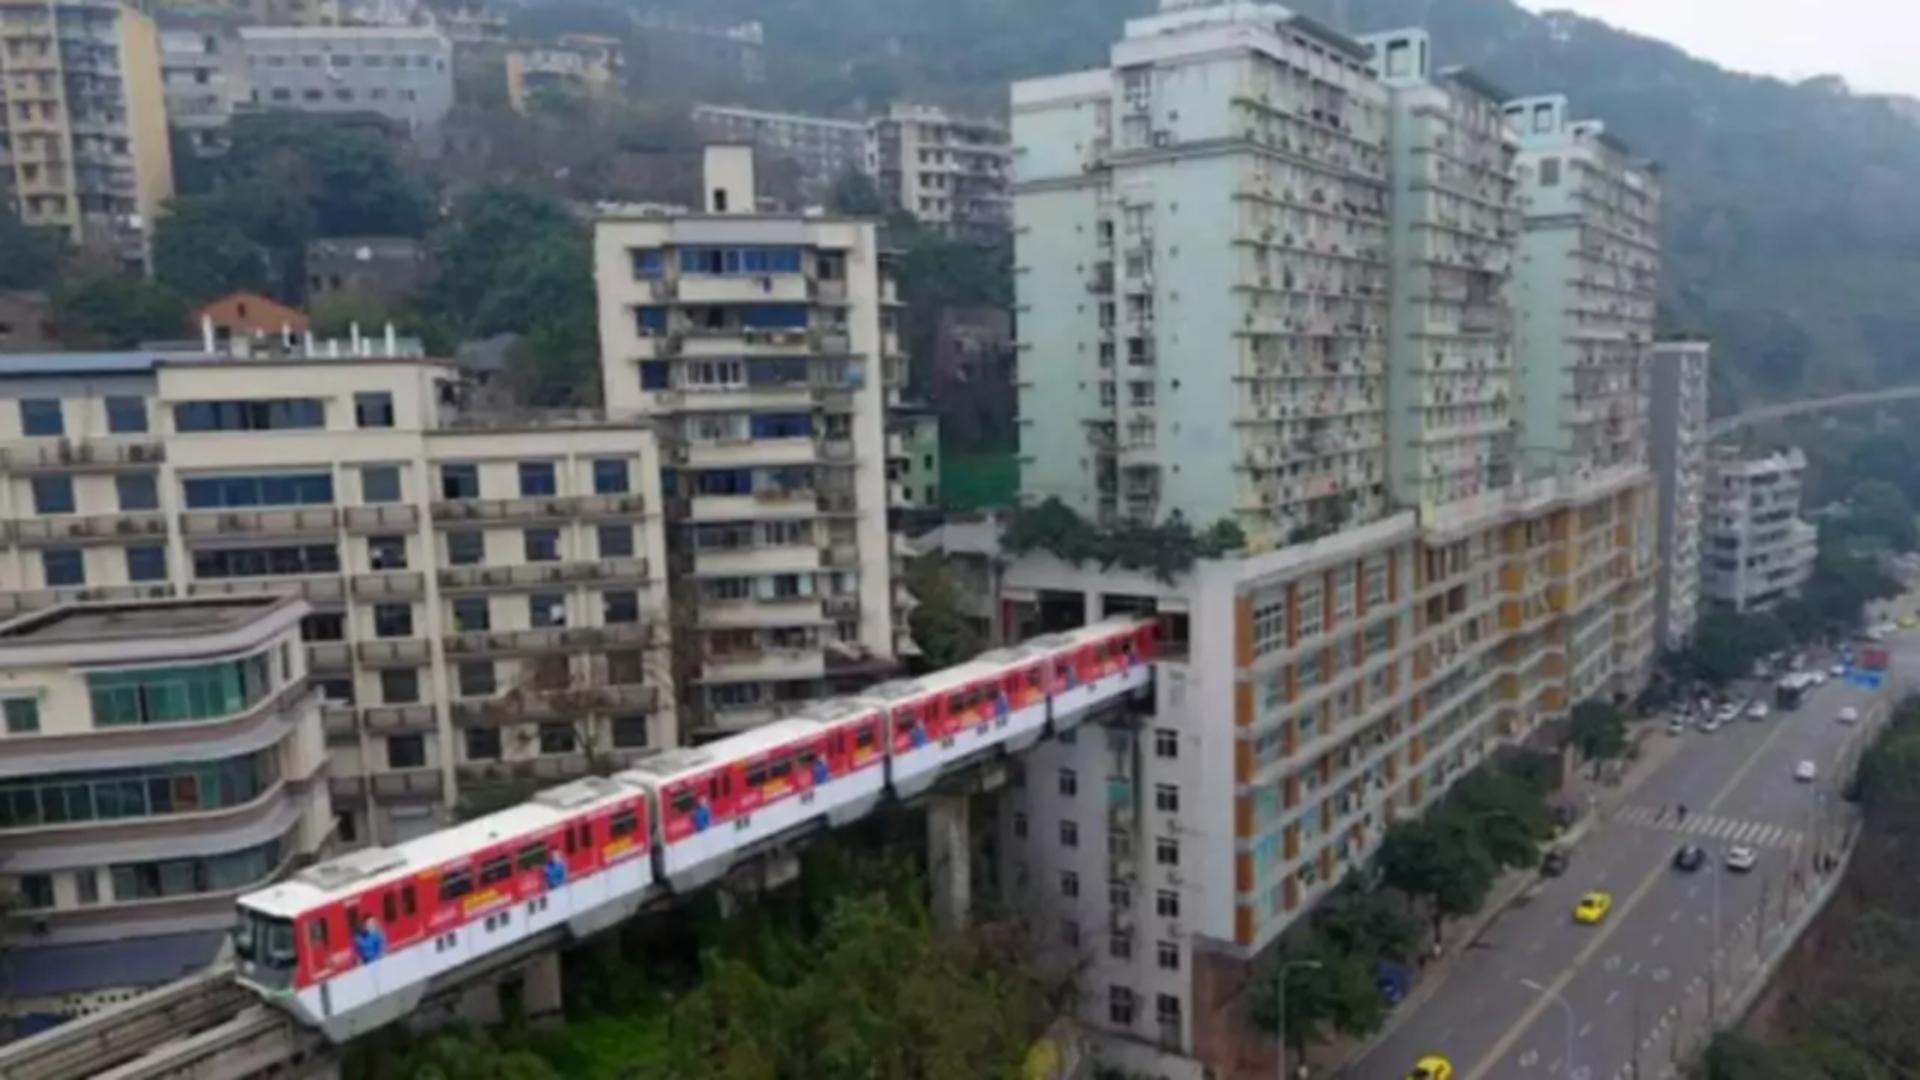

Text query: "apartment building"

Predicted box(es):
[1506, 94, 1660, 477]
[692, 104, 866, 205]
[1650, 340, 1710, 646]
[155, 0, 341, 27]
[0, 345, 672, 847]
[158, 18, 248, 157]
[0, 594, 332, 1018]
[1364, 30, 1521, 512]
[238, 26, 453, 139]
[868, 104, 1012, 240]
[593, 147, 906, 734]
[1701, 446, 1817, 613]
[505, 33, 622, 115]
[0, 0, 174, 270]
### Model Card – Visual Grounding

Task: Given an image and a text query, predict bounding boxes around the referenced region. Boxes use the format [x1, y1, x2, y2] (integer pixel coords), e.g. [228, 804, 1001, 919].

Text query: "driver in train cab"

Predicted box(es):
[544, 852, 567, 889]
[692, 794, 713, 832]
[906, 712, 929, 748]
[353, 914, 386, 964]
[811, 753, 831, 785]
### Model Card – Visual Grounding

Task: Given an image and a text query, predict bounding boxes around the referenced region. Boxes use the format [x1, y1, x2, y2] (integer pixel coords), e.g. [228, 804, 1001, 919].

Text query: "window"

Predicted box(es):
[611, 715, 649, 748]
[1364, 558, 1389, 606]
[530, 593, 567, 628]
[379, 668, 419, 705]
[368, 534, 408, 571]
[592, 459, 630, 495]
[31, 476, 73, 514]
[173, 399, 323, 432]
[4, 698, 39, 734]
[518, 461, 557, 497]
[1155, 890, 1180, 918]
[303, 612, 345, 642]
[126, 544, 167, 582]
[16, 874, 53, 909]
[538, 722, 576, 754]
[75, 870, 99, 905]
[117, 473, 158, 511]
[458, 661, 495, 697]
[183, 473, 333, 509]
[524, 527, 560, 562]
[634, 307, 668, 335]
[446, 530, 483, 565]
[605, 649, 645, 685]
[110, 837, 282, 901]
[1109, 986, 1135, 1027]
[192, 544, 339, 579]
[1012, 811, 1027, 839]
[603, 589, 639, 624]
[387, 733, 425, 769]
[452, 596, 490, 632]
[598, 524, 634, 558]
[1058, 768, 1077, 797]
[1059, 820, 1079, 848]
[373, 603, 412, 638]
[1154, 728, 1178, 758]
[1061, 870, 1080, 899]
[87, 655, 271, 727]
[43, 548, 83, 586]
[1297, 581, 1324, 638]
[1157, 940, 1180, 971]
[1060, 919, 1080, 949]
[1110, 933, 1132, 960]
[20, 398, 62, 436]
[1538, 156, 1561, 187]
[630, 249, 664, 278]
[440, 464, 480, 499]
[362, 466, 401, 504]
[1154, 783, 1179, 813]
[464, 727, 500, 761]
[1156, 836, 1179, 866]
[105, 395, 147, 433]
[678, 246, 805, 275]
[354, 392, 394, 429]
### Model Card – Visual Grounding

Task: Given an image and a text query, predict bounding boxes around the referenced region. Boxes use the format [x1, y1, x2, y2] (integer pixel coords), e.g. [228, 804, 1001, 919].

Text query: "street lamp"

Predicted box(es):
[1520, 978, 1577, 1079]
[1274, 958, 1323, 1080]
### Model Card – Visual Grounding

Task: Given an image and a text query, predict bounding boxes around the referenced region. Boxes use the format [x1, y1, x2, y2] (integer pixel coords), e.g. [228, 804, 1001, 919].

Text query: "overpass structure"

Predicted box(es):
[1707, 384, 1920, 439]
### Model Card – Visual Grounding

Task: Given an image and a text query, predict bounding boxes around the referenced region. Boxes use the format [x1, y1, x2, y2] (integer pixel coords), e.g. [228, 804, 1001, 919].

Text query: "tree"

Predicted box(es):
[1376, 812, 1497, 941]
[53, 275, 188, 348]
[1570, 700, 1629, 763]
[1247, 937, 1387, 1058]
[0, 204, 64, 290]
[1313, 879, 1421, 966]
[826, 169, 886, 216]
[904, 554, 983, 669]
[1839, 480, 1918, 553]
[153, 196, 276, 303]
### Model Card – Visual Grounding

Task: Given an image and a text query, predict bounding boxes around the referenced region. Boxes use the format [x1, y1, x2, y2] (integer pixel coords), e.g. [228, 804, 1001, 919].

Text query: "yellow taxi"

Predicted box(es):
[1573, 890, 1613, 924]
[1900, 615, 1919, 630]
[1406, 1055, 1454, 1080]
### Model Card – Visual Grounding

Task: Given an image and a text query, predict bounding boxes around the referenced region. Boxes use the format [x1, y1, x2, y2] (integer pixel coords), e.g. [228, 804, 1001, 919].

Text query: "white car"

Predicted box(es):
[1747, 702, 1770, 721]
[1727, 846, 1758, 872]
[1715, 703, 1741, 724]
[1838, 706, 1860, 725]
[1831, 663, 1847, 677]
[1667, 716, 1687, 735]
[1811, 671, 1829, 686]
[1794, 759, 1818, 782]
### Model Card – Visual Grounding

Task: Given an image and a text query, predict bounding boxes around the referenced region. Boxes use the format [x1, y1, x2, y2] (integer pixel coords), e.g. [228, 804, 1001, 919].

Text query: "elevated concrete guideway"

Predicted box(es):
[1708, 383, 1920, 439]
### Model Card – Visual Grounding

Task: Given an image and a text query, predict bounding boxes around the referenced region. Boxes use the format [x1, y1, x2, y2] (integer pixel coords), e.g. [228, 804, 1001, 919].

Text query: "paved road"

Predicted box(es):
[1350, 635, 1918, 1080]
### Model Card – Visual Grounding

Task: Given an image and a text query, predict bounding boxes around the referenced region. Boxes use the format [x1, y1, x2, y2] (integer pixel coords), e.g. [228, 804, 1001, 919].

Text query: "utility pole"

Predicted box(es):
[1630, 981, 1642, 1080]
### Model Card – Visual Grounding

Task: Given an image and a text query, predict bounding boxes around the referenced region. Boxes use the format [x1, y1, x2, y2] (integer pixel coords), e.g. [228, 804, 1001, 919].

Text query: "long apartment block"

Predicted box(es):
[1650, 340, 1709, 647]
[1701, 445, 1816, 613]
[0, 347, 673, 846]
[594, 147, 906, 735]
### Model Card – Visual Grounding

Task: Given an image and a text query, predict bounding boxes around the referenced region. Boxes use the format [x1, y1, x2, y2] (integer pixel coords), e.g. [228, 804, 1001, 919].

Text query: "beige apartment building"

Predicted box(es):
[0, 344, 672, 847]
[0, 594, 332, 1017]
[867, 103, 1012, 240]
[593, 147, 907, 735]
[0, 0, 174, 270]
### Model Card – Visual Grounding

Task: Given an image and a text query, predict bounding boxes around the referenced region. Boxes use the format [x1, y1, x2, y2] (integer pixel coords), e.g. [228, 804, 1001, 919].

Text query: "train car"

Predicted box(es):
[233, 776, 653, 1042]
[1045, 618, 1158, 730]
[617, 710, 885, 893]
[965, 639, 1059, 754]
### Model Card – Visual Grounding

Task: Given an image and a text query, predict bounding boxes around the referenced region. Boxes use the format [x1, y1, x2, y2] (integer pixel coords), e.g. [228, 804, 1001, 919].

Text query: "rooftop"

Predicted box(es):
[0, 596, 295, 649]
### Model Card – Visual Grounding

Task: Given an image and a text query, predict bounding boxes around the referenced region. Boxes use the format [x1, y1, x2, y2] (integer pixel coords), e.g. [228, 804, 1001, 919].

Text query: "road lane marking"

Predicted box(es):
[1605, 989, 1620, 1005]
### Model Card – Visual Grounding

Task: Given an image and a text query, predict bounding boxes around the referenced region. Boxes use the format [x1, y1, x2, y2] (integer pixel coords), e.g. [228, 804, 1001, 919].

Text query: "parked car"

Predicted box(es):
[1667, 716, 1687, 735]
[1838, 706, 1860, 725]
[1747, 702, 1770, 721]
[1795, 760, 1818, 782]
[1541, 849, 1571, 877]
[1727, 846, 1758, 872]
[1672, 845, 1708, 872]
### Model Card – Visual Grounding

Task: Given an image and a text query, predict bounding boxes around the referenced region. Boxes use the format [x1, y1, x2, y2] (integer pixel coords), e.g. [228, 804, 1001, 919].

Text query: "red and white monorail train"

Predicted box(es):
[233, 618, 1158, 1041]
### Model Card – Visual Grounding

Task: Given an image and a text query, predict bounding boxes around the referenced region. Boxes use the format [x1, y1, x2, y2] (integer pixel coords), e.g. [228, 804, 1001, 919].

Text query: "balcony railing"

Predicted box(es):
[437, 558, 650, 591]
[181, 506, 340, 536]
[351, 571, 425, 600]
[356, 638, 432, 666]
[343, 504, 421, 532]
[188, 575, 346, 602]
[1, 437, 165, 471]
[12, 511, 166, 545]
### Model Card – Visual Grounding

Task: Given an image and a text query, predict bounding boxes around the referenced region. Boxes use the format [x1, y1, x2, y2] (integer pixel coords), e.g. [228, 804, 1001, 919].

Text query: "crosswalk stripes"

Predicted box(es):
[1610, 803, 1804, 849]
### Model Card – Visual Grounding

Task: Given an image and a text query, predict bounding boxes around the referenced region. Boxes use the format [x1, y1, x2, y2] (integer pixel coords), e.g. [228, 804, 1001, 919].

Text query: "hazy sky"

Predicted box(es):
[1516, 1, 1920, 97]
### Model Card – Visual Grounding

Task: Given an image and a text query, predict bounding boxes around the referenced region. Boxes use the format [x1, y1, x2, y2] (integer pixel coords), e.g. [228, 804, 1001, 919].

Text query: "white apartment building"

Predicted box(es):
[1650, 340, 1710, 646]
[0, 594, 332, 1018]
[692, 104, 867, 205]
[238, 26, 453, 139]
[1701, 446, 1817, 613]
[593, 147, 906, 734]
[0, 345, 673, 847]
[159, 19, 249, 156]
[868, 103, 1012, 240]
[1507, 94, 1660, 477]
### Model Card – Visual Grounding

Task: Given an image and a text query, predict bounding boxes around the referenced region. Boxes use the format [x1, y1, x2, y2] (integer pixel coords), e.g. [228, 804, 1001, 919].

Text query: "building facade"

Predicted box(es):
[238, 26, 453, 139]
[305, 236, 430, 308]
[158, 19, 249, 157]
[593, 148, 906, 734]
[1701, 446, 1817, 613]
[868, 104, 1011, 240]
[504, 33, 621, 115]
[0, 0, 174, 270]
[691, 104, 866, 205]
[1649, 340, 1709, 647]
[0, 594, 332, 1018]
[0, 345, 673, 847]
[888, 407, 941, 514]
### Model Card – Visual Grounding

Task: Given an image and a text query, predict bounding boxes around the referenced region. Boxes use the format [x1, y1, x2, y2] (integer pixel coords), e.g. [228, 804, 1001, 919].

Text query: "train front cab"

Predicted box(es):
[1046, 619, 1158, 732]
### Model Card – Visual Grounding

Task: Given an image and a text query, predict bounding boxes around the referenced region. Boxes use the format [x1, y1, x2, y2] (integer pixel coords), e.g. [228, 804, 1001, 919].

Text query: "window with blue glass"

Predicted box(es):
[182, 473, 334, 509]
[639, 361, 670, 389]
[634, 307, 668, 335]
[362, 466, 401, 504]
[694, 469, 753, 495]
[630, 249, 664, 278]
[192, 544, 339, 579]
[598, 524, 634, 558]
[678, 247, 805, 275]
[740, 305, 808, 329]
[440, 463, 480, 499]
[43, 548, 84, 586]
[19, 398, 62, 437]
[31, 476, 74, 515]
[747, 357, 809, 386]
[126, 545, 167, 582]
[117, 473, 159, 511]
[173, 399, 324, 432]
[105, 396, 148, 434]
[524, 527, 561, 562]
[592, 459, 629, 495]
[750, 413, 812, 439]
[518, 461, 557, 497]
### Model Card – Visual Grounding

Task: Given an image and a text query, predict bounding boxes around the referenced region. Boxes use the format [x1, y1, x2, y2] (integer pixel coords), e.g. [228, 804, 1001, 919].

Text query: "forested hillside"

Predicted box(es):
[621, 0, 1920, 414]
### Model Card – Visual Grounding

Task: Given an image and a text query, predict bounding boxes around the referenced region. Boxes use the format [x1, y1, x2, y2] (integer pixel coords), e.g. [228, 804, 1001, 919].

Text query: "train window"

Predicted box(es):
[575, 823, 590, 850]
[439, 869, 473, 902]
[706, 777, 721, 802]
[383, 892, 398, 923]
[671, 787, 696, 815]
[611, 808, 637, 837]
[307, 918, 329, 950]
[517, 842, 548, 871]
[402, 884, 418, 917]
[346, 905, 363, 932]
[770, 757, 791, 780]
[480, 856, 512, 886]
[856, 725, 876, 749]
[746, 764, 768, 787]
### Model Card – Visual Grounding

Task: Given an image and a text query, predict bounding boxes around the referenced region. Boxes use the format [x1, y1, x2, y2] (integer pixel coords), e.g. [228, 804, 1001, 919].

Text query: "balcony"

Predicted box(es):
[371, 768, 444, 801]
[308, 642, 353, 672]
[451, 682, 658, 725]
[322, 704, 357, 740]
[12, 511, 166, 545]
[187, 575, 346, 602]
[429, 496, 579, 523]
[356, 638, 432, 666]
[697, 596, 826, 629]
[181, 506, 340, 537]
[692, 543, 821, 577]
[362, 703, 437, 734]
[2, 437, 165, 472]
[682, 436, 818, 469]
[579, 493, 648, 519]
[343, 504, 422, 532]
[351, 571, 425, 600]
[676, 273, 810, 305]
[700, 647, 825, 683]
[437, 558, 650, 591]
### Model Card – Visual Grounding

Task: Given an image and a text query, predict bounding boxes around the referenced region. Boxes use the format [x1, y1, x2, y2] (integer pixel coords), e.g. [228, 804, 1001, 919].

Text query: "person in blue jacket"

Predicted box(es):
[353, 916, 386, 964]
[544, 854, 567, 890]
[811, 754, 831, 785]
[692, 795, 712, 832]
